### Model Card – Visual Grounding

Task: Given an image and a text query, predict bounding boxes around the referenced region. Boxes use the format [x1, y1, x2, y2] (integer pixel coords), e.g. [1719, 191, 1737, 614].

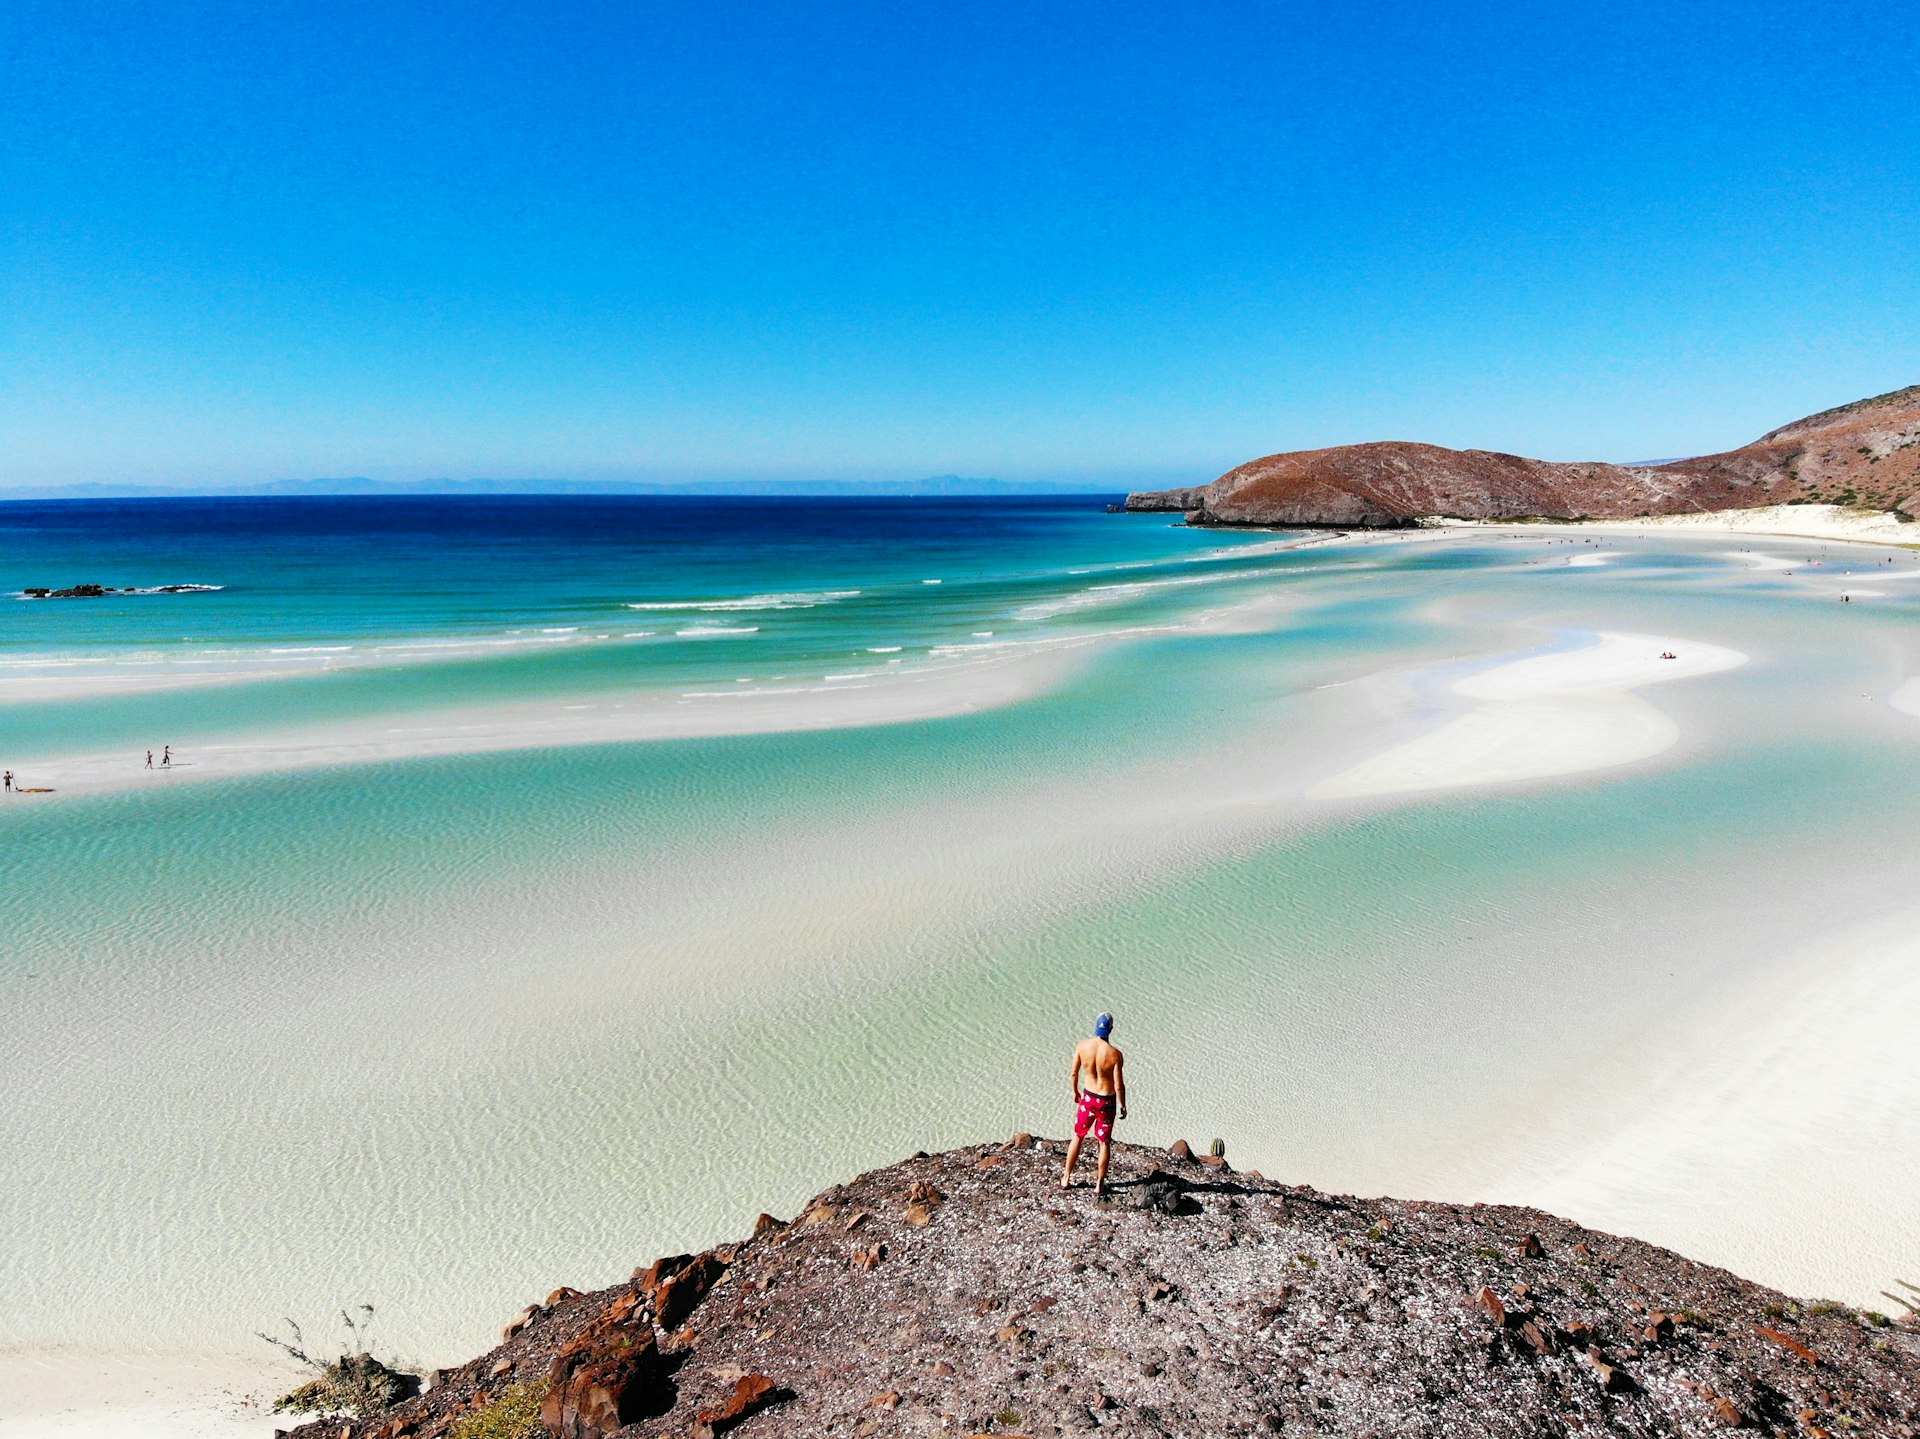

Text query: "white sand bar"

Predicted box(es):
[9, 594, 1294, 800]
[1313, 632, 1747, 798]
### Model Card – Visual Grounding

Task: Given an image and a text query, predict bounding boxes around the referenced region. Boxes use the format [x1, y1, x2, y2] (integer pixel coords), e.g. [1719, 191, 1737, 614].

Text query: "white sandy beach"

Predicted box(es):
[1490, 898, 1920, 1306]
[0, 1349, 293, 1437]
[1311, 631, 1747, 798]
[1565, 502, 1920, 547]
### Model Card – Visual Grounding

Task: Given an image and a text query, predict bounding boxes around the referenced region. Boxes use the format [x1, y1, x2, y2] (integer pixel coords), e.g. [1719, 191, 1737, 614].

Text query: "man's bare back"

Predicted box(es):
[1072, 1036, 1124, 1097]
[1061, 1013, 1127, 1195]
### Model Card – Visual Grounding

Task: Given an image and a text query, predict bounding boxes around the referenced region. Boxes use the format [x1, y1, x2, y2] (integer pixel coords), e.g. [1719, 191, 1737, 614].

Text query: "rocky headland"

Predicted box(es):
[280, 1138, 1918, 1439]
[1126, 384, 1920, 527]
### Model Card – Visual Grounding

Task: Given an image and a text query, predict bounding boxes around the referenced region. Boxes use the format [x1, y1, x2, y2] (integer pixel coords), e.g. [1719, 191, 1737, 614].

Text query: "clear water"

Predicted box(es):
[3, 500, 1917, 1374]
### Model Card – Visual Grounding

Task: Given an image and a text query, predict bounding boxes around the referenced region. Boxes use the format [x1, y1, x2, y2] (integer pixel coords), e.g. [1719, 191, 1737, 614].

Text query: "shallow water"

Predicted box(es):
[2, 501, 1917, 1376]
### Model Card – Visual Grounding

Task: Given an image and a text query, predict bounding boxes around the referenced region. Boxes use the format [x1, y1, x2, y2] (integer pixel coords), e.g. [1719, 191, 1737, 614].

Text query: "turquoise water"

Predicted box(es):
[3, 502, 1919, 1373]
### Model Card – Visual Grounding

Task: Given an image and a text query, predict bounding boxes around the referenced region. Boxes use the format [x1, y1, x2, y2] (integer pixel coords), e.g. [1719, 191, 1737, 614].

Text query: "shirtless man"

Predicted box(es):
[1061, 1013, 1127, 1195]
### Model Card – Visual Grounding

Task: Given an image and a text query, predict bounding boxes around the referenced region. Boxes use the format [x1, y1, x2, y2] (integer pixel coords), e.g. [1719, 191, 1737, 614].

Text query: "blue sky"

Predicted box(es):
[3, 0, 1916, 490]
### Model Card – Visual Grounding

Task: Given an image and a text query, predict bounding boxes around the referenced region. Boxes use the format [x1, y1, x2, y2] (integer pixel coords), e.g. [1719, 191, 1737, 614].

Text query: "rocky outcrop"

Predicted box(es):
[1127, 384, 1920, 527]
[279, 1139, 1920, 1439]
[1121, 486, 1208, 513]
[20, 582, 220, 598]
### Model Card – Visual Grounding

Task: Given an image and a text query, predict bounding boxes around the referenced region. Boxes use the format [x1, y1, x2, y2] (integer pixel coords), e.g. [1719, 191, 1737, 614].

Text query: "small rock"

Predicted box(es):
[1169, 1140, 1193, 1161]
[545, 1286, 582, 1307]
[634, 1253, 695, 1291]
[692, 1374, 784, 1438]
[502, 1303, 541, 1341]
[1582, 1345, 1634, 1394]
[1518, 1320, 1555, 1355]
[1712, 1396, 1749, 1427]
[852, 1243, 887, 1272]
[1006, 1132, 1034, 1149]
[489, 1358, 512, 1378]
[751, 1212, 786, 1239]
[931, 1361, 955, 1376]
[1519, 1232, 1545, 1259]
[867, 1390, 901, 1409]
[1757, 1324, 1823, 1365]
[657, 1253, 729, 1331]
[1473, 1287, 1508, 1327]
[904, 1181, 945, 1227]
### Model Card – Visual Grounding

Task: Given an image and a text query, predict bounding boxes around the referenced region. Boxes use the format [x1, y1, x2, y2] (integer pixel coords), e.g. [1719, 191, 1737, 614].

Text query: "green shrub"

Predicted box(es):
[450, 1379, 551, 1439]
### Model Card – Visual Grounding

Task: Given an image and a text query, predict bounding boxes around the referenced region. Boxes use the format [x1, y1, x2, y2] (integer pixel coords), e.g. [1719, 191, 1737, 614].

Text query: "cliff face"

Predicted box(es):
[1127, 384, 1920, 527]
[286, 1139, 1919, 1439]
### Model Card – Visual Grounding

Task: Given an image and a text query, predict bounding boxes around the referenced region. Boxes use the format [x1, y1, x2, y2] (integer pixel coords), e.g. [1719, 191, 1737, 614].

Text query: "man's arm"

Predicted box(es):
[1115, 1053, 1127, 1119]
[1068, 1048, 1082, 1101]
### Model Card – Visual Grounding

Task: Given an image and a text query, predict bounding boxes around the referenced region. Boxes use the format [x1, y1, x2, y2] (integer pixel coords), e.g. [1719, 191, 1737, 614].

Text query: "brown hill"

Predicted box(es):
[1126, 384, 1920, 527]
[282, 1138, 1919, 1439]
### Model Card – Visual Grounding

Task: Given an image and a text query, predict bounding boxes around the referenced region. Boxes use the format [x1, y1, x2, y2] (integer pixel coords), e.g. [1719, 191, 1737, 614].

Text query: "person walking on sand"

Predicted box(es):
[161, 745, 171, 767]
[145, 749, 153, 769]
[1061, 1013, 1126, 1196]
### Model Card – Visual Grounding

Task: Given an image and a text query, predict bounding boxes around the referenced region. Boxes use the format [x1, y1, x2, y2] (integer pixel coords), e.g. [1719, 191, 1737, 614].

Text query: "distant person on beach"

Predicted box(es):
[3, 770, 11, 792]
[161, 745, 171, 767]
[1061, 1013, 1127, 1196]
[145, 749, 153, 769]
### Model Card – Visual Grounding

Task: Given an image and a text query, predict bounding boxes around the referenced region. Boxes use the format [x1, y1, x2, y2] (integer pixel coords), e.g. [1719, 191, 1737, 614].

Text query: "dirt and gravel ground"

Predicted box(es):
[284, 1137, 1920, 1438]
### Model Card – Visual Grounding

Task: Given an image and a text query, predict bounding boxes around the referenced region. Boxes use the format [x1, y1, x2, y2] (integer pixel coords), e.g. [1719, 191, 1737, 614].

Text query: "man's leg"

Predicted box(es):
[1094, 1139, 1111, 1196]
[1060, 1134, 1084, 1189]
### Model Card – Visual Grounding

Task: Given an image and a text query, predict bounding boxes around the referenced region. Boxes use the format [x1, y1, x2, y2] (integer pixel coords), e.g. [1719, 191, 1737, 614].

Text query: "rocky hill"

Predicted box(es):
[281, 1138, 1919, 1439]
[1126, 384, 1920, 526]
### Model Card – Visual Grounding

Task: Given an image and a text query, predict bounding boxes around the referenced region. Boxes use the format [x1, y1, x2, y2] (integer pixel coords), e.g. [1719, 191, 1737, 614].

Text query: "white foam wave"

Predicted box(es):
[1017, 567, 1270, 621]
[627, 590, 859, 613]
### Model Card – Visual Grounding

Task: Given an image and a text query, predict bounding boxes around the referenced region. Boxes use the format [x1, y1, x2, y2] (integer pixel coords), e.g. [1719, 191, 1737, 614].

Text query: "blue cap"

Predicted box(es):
[1094, 1013, 1113, 1039]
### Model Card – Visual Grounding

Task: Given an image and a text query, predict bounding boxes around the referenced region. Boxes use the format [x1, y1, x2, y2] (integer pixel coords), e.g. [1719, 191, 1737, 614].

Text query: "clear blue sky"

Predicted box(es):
[3, 0, 1916, 490]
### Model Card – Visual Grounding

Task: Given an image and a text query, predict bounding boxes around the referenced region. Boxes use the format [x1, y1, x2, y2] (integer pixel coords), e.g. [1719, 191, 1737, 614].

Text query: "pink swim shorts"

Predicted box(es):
[1073, 1089, 1116, 1144]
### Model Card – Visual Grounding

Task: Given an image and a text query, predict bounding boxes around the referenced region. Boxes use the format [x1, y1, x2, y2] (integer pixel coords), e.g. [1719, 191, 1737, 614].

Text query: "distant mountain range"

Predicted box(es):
[1127, 384, 1920, 526]
[0, 474, 1116, 502]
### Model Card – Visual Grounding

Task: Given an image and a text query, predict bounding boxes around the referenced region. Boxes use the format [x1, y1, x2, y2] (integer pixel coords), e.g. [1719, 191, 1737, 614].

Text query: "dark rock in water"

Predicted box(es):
[24, 583, 113, 598]
[22, 582, 220, 599]
[278, 1142, 1920, 1438]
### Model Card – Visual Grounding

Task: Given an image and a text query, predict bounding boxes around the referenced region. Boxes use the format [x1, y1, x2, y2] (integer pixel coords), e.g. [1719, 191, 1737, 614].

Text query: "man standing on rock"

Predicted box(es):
[1061, 1013, 1126, 1196]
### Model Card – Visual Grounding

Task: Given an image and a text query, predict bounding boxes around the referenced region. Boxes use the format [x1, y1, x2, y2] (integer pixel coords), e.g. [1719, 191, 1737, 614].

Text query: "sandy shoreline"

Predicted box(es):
[1452, 502, 1920, 549]
[0, 1348, 294, 1437]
